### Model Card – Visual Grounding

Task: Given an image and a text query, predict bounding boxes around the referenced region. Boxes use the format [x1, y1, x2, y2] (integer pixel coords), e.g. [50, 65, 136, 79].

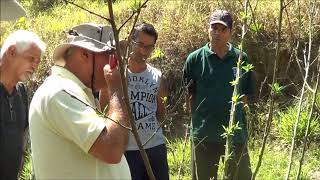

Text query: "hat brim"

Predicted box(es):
[0, 0, 26, 21]
[53, 41, 112, 66]
[209, 20, 228, 27]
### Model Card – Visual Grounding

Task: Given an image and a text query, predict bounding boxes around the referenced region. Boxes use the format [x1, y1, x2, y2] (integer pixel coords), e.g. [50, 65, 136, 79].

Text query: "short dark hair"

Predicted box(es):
[133, 23, 158, 43]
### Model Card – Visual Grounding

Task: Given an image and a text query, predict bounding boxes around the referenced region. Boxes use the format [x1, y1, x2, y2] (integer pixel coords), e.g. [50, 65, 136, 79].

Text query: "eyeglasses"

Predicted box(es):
[132, 40, 155, 51]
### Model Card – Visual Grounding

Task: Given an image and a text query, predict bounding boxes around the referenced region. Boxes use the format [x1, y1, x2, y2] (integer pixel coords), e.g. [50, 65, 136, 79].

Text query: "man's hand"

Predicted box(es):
[103, 64, 123, 94]
[89, 64, 130, 164]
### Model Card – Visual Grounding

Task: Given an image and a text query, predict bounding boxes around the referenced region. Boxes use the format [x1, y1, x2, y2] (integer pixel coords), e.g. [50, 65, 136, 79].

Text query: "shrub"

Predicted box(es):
[166, 138, 191, 179]
[274, 105, 320, 145]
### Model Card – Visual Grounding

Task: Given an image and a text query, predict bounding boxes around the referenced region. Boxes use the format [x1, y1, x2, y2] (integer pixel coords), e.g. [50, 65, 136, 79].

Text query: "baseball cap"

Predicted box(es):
[209, 10, 233, 29]
[53, 23, 115, 65]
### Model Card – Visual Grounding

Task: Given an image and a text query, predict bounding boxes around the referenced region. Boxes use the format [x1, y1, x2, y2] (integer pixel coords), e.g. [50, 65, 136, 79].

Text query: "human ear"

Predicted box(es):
[80, 48, 90, 60]
[7, 45, 17, 58]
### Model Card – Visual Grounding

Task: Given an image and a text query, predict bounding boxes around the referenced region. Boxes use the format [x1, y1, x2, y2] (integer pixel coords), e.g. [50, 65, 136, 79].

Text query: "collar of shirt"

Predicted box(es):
[51, 66, 87, 90]
[204, 42, 233, 58]
[51, 65, 97, 108]
[0, 82, 18, 97]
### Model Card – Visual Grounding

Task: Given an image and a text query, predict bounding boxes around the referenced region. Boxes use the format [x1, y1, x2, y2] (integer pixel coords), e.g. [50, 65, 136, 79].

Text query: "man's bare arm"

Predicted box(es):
[89, 65, 130, 164]
[99, 88, 109, 111]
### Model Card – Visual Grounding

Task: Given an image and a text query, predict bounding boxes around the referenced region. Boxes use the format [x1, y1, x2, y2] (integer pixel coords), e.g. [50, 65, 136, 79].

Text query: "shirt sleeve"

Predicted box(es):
[241, 54, 255, 96]
[46, 90, 106, 153]
[183, 55, 196, 95]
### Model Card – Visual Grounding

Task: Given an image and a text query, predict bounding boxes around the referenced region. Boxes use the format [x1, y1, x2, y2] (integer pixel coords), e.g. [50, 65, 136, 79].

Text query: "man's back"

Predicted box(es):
[29, 66, 130, 179]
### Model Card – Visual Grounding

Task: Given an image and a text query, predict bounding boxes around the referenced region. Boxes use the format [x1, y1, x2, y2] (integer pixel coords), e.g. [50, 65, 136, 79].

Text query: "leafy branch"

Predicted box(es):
[222, 0, 250, 179]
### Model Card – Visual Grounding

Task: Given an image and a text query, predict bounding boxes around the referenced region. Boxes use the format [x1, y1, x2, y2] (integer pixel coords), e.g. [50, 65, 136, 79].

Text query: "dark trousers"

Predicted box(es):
[192, 141, 252, 180]
[125, 144, 169, 180]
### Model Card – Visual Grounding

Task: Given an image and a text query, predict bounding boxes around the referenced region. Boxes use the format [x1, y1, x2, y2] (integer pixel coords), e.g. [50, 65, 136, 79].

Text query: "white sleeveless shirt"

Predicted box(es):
[126, 64, 165, 150]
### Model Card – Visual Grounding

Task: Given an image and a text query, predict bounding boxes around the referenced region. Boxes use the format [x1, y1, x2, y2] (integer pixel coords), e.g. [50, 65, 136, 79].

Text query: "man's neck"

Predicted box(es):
[210, 43, 229, 59]
[128, 58, 147, 73]
[0, 64, 17, 94]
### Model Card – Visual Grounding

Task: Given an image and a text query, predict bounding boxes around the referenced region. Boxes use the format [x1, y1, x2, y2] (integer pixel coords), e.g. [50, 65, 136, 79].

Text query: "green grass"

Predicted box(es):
[21, 138, 320, 180]
[250, 143, 320, 180]
[19, 148, 33, 180]
[167, 139, 320, 180]
[167, 138, 192, 179]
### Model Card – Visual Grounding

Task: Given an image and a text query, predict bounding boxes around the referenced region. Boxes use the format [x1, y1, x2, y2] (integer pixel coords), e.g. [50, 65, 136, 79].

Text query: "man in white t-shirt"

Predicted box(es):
[125, 23, 169, 180]
[29, 23, 131, 179]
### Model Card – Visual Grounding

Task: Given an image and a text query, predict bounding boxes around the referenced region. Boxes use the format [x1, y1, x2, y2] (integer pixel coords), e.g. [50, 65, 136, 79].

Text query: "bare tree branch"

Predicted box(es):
[143, 81, 190, 146]
[117, 0, 149, 32]
[285, 0, 317, 178]
[296, 47, 320, 180]
[283, 0, 295, 9]
[105, 0, 156, 179]
[251, 0, 284, 179]
[118, 11, 136, 32]
[63, 0, 112, 23]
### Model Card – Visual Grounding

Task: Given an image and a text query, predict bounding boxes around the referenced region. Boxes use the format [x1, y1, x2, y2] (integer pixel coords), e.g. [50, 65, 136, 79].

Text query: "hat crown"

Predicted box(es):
[209, 10, 233, 29]
[67, 23, 114, 45]
[52, 23, 114, 65]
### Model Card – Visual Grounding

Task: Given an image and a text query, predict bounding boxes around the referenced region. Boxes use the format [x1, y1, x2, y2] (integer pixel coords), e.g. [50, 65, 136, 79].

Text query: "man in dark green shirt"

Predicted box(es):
[183, 10, 254, 180]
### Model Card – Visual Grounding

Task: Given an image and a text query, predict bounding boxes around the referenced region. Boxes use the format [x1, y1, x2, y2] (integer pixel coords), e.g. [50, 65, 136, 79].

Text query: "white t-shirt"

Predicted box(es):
[126, 64, 165, 150]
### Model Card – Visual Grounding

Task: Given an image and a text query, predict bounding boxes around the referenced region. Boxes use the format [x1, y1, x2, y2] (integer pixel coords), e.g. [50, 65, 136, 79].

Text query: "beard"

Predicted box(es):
[19, 72, 32, 82]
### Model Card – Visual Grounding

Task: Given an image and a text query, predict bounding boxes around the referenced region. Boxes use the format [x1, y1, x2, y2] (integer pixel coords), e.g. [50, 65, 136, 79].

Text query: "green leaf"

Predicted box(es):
[239, 11, 252, 21]
[249, 23, 262, 33]
[269, 82, 285, 96]
[233, 121, 242, 131]
[150, 48, 165, 60]
[230, 78, 239, 86]
[242, 63, 254, 72]
[232, 94, 240, 103]
[129, 0, 142, 12]
[14, 16, 29, 30]
[161, 96, 168, 104]
[221, 122, 242, 139]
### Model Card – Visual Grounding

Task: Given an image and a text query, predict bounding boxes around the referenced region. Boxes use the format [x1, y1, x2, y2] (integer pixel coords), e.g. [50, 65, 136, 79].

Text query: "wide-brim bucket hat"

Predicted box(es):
[53, 23, 114, 66]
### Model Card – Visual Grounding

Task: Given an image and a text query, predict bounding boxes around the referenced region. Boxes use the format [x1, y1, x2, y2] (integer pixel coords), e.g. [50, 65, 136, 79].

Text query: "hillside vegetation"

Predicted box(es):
[1, 0, 320, 179]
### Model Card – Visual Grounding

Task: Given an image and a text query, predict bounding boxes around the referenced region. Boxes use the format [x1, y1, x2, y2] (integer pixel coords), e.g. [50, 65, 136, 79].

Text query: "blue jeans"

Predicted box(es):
[125, 144, 169, 180]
